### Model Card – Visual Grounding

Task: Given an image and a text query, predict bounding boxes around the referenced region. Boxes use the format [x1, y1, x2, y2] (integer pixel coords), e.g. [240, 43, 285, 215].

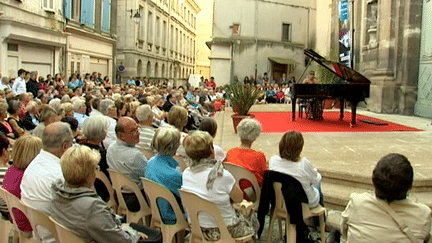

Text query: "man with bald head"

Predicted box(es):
[21, 122, 74, 214]
[107, 117, 147, 211]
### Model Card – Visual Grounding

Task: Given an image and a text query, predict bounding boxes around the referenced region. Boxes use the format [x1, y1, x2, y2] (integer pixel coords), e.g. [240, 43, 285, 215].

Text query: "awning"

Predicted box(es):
[268, 57, 299, 65]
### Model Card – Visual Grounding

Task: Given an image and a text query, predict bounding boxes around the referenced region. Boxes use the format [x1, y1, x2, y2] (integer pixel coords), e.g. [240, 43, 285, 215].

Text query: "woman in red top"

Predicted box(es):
[2, 135, 42, 233]
[206, 77, 216, 89]
[225, 118, 267, 190]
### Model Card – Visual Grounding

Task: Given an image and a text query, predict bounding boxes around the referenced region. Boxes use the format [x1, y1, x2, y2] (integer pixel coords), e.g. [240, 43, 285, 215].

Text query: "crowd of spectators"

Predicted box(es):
[0, 68, 430, 243]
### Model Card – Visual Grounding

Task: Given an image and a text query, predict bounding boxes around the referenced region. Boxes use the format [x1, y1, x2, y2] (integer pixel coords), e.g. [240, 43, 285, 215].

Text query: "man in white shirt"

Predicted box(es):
[12, 68, 27, 95]
[89, 96, 102, 117]
[21, 122, 74, 214]
[99, 99, 117, 148]
[21, 122, 73, 243]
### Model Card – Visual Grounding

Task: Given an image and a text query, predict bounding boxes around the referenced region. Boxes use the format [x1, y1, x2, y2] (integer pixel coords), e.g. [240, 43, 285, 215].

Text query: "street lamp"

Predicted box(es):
[128, 9, 141, 24]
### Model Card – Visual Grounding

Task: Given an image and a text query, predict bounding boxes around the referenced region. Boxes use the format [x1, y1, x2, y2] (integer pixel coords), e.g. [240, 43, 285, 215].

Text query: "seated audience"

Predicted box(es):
[182, 131, 258, 241]
[135, 104, 156, 159]
[22, 101, 40, 132]
[199, 117, 225, 162]
[2, 135, 42, 233]
[107, 117, 147, 212]
[21, 122, 74, 214]
[72, 98, 89, 130]
[99, 99, 117, 148]
[167, 106, 189, 169]
[0, 134, 11, 219]
[340, 153, 432, 243]
[61, 116, 79, 141]
[226, 118, 267, 189]
[51, 146, 159, 243]
[80, 115, 110, 201]
[7, 99, 27, 138]
[32, 105, 59, 139]
[145, 125, 183, 223]
[270, 131, 323, 209]
[0, 102, 15, 139]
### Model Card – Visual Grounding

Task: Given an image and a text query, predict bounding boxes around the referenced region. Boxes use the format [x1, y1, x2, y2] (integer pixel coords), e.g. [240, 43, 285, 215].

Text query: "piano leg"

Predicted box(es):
[292, 98, 297, 121]
[340, 99, 344, 120]
[350, 101, 358, 126]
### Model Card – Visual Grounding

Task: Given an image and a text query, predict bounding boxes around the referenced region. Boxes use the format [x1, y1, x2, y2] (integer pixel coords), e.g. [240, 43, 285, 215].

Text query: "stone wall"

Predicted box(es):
[331, 0, 422, 115]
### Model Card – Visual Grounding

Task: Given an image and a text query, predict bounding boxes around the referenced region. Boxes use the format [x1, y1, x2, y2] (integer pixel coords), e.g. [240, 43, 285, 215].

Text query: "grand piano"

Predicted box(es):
[291, 49, 371, 125]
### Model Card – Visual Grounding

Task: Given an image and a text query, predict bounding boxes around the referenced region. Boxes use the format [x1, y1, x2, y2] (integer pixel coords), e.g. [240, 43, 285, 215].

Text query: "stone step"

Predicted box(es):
[320, 169, 432, 192]
[322, 181, 432, 212]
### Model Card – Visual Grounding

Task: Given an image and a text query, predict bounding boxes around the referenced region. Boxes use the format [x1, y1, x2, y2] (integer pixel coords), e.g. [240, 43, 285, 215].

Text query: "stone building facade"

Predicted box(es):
[64, 0, 117, 81]
[330, 0, 422, 115]
[415, 0, 432, 118]
[116, 0, 200, 86]
[0, 0, 67, 78]
[208, 0, 317, 86]
[195, 0, 212, 79]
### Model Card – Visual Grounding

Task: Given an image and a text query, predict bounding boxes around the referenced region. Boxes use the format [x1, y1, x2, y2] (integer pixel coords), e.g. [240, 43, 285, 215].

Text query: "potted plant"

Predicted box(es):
[225, 83, 262, 133]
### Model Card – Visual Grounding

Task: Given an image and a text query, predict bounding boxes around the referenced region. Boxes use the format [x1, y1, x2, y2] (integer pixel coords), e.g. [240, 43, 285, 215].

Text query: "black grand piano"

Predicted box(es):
[291, 49, 371, 125]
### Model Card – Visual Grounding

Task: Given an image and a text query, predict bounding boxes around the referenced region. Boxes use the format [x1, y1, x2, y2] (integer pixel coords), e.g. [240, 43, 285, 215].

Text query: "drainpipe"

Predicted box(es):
[307, 7, 310, 48]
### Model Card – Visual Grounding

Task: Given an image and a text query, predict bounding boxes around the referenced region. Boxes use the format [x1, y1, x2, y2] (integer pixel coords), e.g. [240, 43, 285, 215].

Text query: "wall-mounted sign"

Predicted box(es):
[339, 0, 351, 67]
[118, 65, 125, 73]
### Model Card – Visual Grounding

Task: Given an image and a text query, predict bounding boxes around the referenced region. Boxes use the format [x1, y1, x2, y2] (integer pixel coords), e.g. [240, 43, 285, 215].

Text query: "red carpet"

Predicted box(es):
[250, 111, 422, 133]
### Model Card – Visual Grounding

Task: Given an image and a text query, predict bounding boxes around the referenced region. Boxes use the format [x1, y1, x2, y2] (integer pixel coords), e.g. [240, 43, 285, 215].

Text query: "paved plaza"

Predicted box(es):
[211, 103, 432, 242]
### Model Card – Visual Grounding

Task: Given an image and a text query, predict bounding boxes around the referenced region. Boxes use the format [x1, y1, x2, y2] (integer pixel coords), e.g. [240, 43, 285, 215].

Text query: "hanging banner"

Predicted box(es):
[339, 0, 351, 67]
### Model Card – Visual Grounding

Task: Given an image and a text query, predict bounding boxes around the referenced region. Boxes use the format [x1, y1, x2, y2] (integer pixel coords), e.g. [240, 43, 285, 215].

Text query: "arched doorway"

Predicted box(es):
[137, 60, 142, 77]
[155, 63, 159, 77]
[162, 64, 165, 78]
[146, 61, 152, 77]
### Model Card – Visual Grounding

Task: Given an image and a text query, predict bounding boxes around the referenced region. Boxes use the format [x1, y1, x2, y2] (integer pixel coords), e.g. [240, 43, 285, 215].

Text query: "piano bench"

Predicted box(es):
[299, 103, 307, 118]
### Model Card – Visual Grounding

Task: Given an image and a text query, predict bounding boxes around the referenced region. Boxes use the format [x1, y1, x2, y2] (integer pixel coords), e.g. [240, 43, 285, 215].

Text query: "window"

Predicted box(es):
[282, 23, 291, 42]
[102, 0, 111, 32]
[163, 21, 167, 48]
[170, 25, 174, 50]
[138, 6, 144, 40]
[156, 16, 160, 46]
[42, 0, 55, 12]
[175, 28, 178, 52]
[7, 43, 18, 52]
[147, 11, 153, 44]
[232, 24, 240, 36]
[80, 0, 95, 27]
[71, 0, 81, 20]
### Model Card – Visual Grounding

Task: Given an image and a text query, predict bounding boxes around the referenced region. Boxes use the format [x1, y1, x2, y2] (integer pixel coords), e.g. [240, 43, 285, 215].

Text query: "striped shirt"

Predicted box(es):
[136, 126, 155, 151]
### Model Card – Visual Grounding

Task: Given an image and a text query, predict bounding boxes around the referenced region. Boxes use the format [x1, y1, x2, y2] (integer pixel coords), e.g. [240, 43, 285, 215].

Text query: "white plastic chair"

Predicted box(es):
[0, 187, 33, 243]
[95, 171, 118, 213]
[142, 178, 188, 243]
[50, 216, 85, 243]
[266, 182, 326, 243]
[179, 189, 254, 243]
[25, 203, 59, 243]
[224, 163, 261, 210]
[108, 169, 151, 224]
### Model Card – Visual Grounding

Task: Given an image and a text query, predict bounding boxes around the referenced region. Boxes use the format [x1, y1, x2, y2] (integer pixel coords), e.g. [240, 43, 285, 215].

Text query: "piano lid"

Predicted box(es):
[304, 49, 371, 84]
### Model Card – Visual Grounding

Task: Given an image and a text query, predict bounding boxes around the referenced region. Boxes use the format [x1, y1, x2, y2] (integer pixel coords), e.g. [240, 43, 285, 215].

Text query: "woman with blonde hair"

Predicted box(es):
[167, 106, 189, 169]
[50, 146, 160, 243]
[145, 125, 183, 223]
[2, 135, 42, 233]
[182, 131, 258, 241]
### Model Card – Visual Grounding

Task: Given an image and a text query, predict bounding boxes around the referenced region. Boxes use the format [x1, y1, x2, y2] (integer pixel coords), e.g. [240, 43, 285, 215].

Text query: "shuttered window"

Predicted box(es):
[80, 0, 95, 28]
[102, 0, 111, 32]
[282, 23, 291, 42]
[42, 0, 55, 12]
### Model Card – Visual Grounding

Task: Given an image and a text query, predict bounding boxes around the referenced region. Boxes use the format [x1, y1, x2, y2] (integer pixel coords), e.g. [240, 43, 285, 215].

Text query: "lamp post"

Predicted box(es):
[128, 9, 141, 24]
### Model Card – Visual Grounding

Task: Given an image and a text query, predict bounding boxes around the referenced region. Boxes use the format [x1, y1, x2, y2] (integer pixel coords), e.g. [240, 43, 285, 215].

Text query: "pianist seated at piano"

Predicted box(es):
[302, 71, 323, 120]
